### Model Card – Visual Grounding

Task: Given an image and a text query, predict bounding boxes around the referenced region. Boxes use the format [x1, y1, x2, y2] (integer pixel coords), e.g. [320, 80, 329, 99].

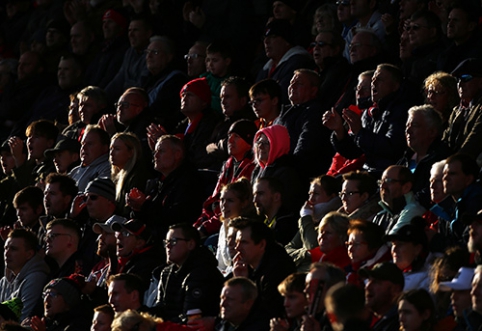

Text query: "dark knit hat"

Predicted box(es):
[111, 219, 152, 243]
[359, 262, 405, 288]
[0, 298, 23, 322]
[84, 177, 116, 202]
[228, 120, 258, 146]
[264, 19, 295, 45]
[44, 274, 85, 309]
[180, 77, 211, 105]
[44, 137, 81, 158]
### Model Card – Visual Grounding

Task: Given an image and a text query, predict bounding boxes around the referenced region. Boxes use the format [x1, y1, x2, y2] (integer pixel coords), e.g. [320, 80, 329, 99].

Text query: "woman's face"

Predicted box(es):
[398, 299, 428, 331]
[109, 138, 133, 170]
[220, 189, 244, 220]
[425, 82, 450, 115]
[391, 240, 422, 270]
[317, 223, 344, 253]
[346, 231, 373, 264]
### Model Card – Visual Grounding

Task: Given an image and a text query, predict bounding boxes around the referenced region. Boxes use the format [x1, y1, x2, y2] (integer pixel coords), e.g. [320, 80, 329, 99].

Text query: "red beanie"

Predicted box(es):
[103, 9, 128, 33]
[180, 77, 211, 105]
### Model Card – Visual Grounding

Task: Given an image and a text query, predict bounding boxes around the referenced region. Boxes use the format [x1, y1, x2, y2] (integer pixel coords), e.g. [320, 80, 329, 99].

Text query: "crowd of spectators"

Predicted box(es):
[2, 0, 482, 330]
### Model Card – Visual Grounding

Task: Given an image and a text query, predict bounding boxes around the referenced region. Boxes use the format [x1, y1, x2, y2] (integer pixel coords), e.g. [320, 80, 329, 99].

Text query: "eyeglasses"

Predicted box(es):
[405, 24, 430, 32]
[458, 74, 474, 83]
[184, 53, 205, 60]
[335, 0, 350, 5]
[345, 241, 368, 247]
[249, 98, 267, 106]
[377, 178, 404, 186]
[42, 290, 61, 299]
[44, 233, 72, 242]
[339, 191, 361, 198]
[145, 49, 160, 56]
[426, 89, 446, 96]
[255, 140, 270, 148]
[163, 237, 189, 247]
[115, 101, 141, 109]
[310, 41, 331, 48]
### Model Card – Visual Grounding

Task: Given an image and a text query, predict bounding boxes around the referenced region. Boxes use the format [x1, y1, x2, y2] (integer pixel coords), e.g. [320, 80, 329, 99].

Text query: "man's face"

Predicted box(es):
[17, 52, 40, 81]
[102, 19, 122, 40]
[4, 237, 34, 274]
[350, 0, 371, 18]
[108, 280, 136, 313]
[70, 23, 92, 55]
[115, 230, 140, 258]
[116, 92, 144, 125]
[86, 193, 111, 221]
[308, 183, 332, 205]
[255, 134, 270, 164]
[379, 167, 405, 207]
[264, 35, 290, 61]
[58, 59, 81, 90]
[283, 290, 308, 319]
[79, 96, 103, 124]
[46, 28, 66, 48]
[304, 269, 327, 313]
[451, 289, 472, 318]
[405, 112, 435, 153]
[457, 76, 482, 102]
[44, 183, 71, 217]
[220, 284, 252, 324]
[153, 140, 177, 174]
[45, 225, 74, 258]
[0, 151, 15, 176]
[337, 1, 352, 23]
[371, 68, 398, 103]
[429, 167, 446, 204]
[288, 72, 317, 105]
[164, 228, 192, 266]
[128, 20, 151, 50]
[97, 230, 116, 258]
[43, 288, 69, 317]
[226, 226, 238, 259]
[469, 220, 482, 254]
[80, 131, 107, 166]
[356, 75, 372, 105]
[16, 202, 42, 228]
[186, 44, 206, 77]
[447, 9, 474, 42]
[349, 32, 376, 64]
[180, 91, 205, 115]
[91, 311, 113, 331]
[27, 134, 53, 161]
[227, 132, 251, 161]
[235, 227, 265, 267]
[365, 278, 396, 313]
[253, 180, 275, 217]
[443, 161, 472, 198]
[471, 270, 482, 313]
[221, 84, 245, 117]
[407, 17, 436, 49]
[341, 180, 366, 214]
[146, 40, 171, 76]
[272, 1, 295, 20]
[312, 33, 337, 67]
[53, 150, 79, 174]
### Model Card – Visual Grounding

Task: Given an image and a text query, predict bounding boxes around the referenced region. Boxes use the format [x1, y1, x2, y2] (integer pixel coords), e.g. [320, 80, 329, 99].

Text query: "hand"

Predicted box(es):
[232, 252, 249, 277]
[300, 314, 321, 331]
[29, 316, 46, 331]
[270, 317, 290, 331]
[8, 136, 26, 167]
[187, 316, 215, 331]
[300, 201, 314, 218]
[98, 114, 117, 136]
[322, 108, 345, 139]
[70, 193, 87, 218]
[146, 123, 167, 151]
[0, 226, 12, 241]
[342, 108, 362, 135]
[125, 188, 147, 211]
[206, 143, 217, 154]
[182, 1, 195, 21]
[381, 13, 395, 34]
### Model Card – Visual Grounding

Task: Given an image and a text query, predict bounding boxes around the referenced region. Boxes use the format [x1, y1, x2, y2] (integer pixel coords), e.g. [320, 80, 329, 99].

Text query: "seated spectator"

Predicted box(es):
[253, 177, 298, 245]
[385, 222, 430, 291]
[248, 79, 282, 128]
[397, 289, 436, 331]
[359, 262, 404, 331]
[423, 72, 459, 125]
[373, 165, 425, 234]
[272, 0, 311, 47]
[194, 120, 257, 238]
[285, 175, 342, 272]
[91, 304, 114, 331]
[12, 186, 44, 238]
[442, 58, 482, 159]
[107, 273, 148, 314]
[109, 133, 148, 217]
[231, 218, 296, 318]
[214, 277, 270, 331]
[42, 173, 78, 221]
[126, 135, 205, 241]
[200, 41, 233, 113]
[44, 137, 81, 174]
[28, 275, 91, 331]
[466, 266, 482, 329]
[256, 19, 314, 104]
[184, 41, 207, 79]
[0, 229, 50, 320]
[154, 223, 224, 323]
[111, 310, 188, 331]
[339, 170, 380, 220]
[69, 21, 98, 69]
[397, 105, 452, 208]
[69, 125, 111, 192]
[43, 19, 70, 74]
[270, 273, 308, 331]
[346, 219, 390, 286]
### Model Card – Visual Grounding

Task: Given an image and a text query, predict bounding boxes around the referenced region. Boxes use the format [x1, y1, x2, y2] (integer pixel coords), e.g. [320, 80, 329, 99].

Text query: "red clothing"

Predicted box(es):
[308, 245, 351, 272]
[156, 321, 190, 331]
[326, 152, 365, 177]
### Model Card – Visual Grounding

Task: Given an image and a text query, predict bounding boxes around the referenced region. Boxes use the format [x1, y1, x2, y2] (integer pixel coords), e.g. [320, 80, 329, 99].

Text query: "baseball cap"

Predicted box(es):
[264, 19, 295, 45]
[438, 267, 475, 291]
[451, 58, 482, 78]
[111, 219, 152, 242]
[44, 137, 81, 158]
[359, 262, 405, 288]
[93, 215, 127, 234]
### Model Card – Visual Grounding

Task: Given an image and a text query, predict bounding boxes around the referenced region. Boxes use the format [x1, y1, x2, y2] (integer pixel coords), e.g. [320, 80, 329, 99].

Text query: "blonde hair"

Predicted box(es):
[111, 310, 162, 331]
